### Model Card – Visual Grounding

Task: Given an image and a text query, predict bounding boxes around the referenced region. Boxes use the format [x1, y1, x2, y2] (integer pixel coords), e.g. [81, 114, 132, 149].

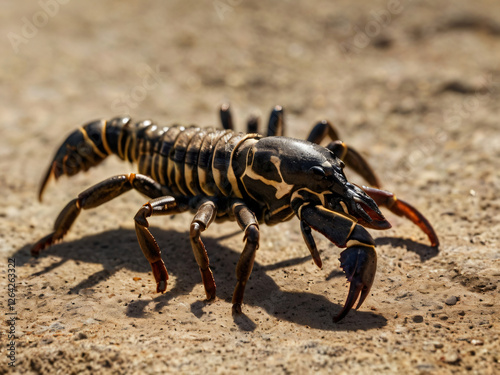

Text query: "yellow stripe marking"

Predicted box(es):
[101, 120, 113, 155]
[175, 163, 189, 196]
[269, 204, 290, 217]
[158, 155, 167, 186]
[228, 136, 257, 199]
[346, 220, 357, 240]
[117, 129, 124, 159]
[296, 202, 310, 220]
[346, 240, 375, 248]
[339, 201, 348, 214]
[211, 132, 233, 196]
[198, 168, 214, 196]
[242, 155, 293, 200]
[151, 153, 159, 182]
[79, 127, 107, 159]
[184, 164, 196, 195]
[140, 153, 151, 176]
[123, 134, 132, 162]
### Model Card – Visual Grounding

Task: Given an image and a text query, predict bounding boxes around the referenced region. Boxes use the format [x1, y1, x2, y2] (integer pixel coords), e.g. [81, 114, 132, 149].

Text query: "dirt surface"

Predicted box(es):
[1, 1, 499, 374]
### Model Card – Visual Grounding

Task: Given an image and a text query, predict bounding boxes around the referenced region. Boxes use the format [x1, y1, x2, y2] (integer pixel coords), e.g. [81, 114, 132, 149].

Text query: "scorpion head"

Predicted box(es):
[241, 137, 390, 229]
[240, 136, 391, 321]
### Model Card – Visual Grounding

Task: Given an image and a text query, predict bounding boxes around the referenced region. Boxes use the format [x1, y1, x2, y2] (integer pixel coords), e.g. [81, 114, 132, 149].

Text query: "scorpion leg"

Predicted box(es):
[307, 120, 381, 187]
[231, 200, 260, 314]
[266, 105, 284, 137]
[246, 113, 259, 134]
[134, 196, 189, 293]
[298, 204, 380, 322]
[361, 186, 439, 247]
[307, 119, 340, 144]
[300, 221, 323, 268]
[220, 103, 234, 130]
[220, 103, 260, 133]
[189, 199, 218, 300]
[326, 140, 380, 188]
[32, 173, 165, 255]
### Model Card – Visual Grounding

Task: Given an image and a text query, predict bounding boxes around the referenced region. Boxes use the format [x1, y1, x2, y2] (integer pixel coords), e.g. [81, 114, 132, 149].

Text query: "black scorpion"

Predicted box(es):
[32, 105, 439, 322]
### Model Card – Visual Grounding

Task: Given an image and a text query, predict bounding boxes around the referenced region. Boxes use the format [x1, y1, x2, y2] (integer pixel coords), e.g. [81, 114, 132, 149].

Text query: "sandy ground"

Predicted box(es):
[1, 1, 499, 374]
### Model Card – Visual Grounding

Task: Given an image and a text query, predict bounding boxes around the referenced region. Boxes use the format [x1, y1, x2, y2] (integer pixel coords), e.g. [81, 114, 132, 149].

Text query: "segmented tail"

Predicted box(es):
[38, 116, 259, 203]
[38, 117, 130, 201]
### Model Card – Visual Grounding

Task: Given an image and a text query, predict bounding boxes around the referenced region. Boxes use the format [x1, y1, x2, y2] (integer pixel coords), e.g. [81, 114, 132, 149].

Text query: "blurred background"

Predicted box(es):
[2, 1, 500, 171]
[2, 1, 499, 190]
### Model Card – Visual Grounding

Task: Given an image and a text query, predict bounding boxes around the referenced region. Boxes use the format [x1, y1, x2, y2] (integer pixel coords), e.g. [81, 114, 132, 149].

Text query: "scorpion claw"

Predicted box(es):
[361, 186, 440, 247]
[151, 260, 168, 293]
[38, 162, 56, 202]
[31, 232, 57, 256]
[298, 204, 379, 321]
[334, 245, 377, 322]
[390, 197, 440, 247]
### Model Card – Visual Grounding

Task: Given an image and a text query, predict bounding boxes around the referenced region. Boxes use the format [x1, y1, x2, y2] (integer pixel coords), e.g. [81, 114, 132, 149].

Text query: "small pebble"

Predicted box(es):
[416, 363, 435, 371]
[74, 332, 88, 340]
[442, 350, 460, 364]
[471, 339, 483, 346]
[41, 336, 54, 345]
[445, 296, 459, 306]
[49, 322, 65, 331]
[412, 315, 424, 323]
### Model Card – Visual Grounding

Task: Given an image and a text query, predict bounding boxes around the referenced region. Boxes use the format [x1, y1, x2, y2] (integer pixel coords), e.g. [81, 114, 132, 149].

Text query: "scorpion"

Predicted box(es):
[32, 104, 439, 322]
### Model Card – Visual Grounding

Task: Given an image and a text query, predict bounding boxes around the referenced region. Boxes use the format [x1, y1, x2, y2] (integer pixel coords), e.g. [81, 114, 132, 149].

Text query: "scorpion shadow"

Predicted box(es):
[14, 227, 388, 332]
[375, 236, 439, 261]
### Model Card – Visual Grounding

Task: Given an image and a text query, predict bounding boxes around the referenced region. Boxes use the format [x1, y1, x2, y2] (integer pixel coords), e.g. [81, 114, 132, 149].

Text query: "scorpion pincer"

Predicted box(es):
[32, 105, 439, 322]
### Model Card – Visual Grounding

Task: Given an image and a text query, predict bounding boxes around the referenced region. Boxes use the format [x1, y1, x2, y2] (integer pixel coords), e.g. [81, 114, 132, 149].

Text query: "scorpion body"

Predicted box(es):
[39, 117, 292, 224]
[33, 106, 439, 322]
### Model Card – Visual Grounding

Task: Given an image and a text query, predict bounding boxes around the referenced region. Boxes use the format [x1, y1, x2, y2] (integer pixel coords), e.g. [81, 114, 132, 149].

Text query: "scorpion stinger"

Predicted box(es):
[32, 105, 439, 322]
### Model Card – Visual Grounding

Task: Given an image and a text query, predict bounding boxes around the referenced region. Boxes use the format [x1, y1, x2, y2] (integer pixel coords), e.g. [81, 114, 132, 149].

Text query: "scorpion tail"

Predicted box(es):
[38, 117, 130, 201]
